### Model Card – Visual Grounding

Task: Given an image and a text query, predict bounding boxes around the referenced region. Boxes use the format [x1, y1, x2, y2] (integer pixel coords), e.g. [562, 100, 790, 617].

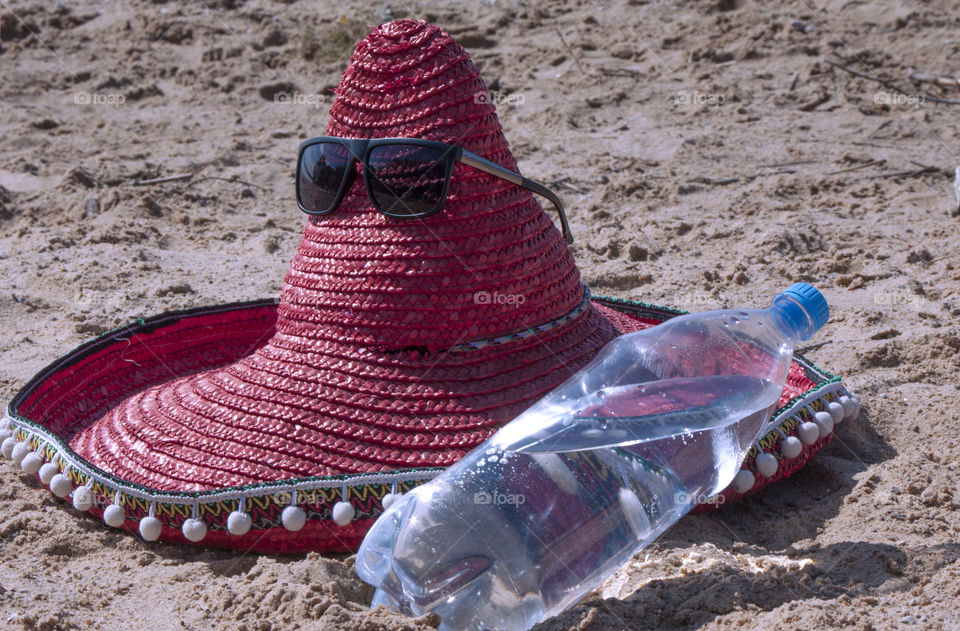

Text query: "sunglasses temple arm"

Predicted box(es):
[460, 152, 575, 244]
[519, 177, 574, 244]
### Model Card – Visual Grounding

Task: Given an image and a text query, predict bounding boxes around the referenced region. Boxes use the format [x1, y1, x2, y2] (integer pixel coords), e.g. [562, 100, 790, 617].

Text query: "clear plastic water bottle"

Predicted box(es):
[355, 284, 829, 630]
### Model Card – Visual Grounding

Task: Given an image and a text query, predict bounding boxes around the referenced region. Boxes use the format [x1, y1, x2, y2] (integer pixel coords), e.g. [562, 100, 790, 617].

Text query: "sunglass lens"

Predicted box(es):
[366, 144, 449, 217]
[298, 142, 351, 213]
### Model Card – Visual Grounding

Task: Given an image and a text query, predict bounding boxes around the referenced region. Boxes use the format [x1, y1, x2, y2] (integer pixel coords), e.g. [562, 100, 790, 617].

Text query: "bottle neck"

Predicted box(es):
[770, 295, 817, 342]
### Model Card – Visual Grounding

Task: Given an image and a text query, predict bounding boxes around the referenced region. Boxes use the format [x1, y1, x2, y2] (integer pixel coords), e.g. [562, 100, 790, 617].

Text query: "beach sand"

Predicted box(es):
[1, 0, 959, 628]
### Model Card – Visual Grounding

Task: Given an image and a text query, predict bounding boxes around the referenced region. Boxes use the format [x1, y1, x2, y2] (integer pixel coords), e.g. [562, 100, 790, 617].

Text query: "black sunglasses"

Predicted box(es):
[296, 136, 574, 243]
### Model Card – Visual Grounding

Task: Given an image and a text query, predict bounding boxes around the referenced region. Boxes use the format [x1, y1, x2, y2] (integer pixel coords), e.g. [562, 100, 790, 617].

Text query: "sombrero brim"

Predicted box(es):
[1, 296, 852, 553]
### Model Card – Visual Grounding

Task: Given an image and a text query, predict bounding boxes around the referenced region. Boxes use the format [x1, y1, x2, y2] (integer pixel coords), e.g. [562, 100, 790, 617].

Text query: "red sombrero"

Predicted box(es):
[0, 19, 857, 553]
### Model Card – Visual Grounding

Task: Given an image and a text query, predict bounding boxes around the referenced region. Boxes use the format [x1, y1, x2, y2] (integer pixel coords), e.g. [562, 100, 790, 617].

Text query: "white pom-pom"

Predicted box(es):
[781, 435, 803, 459]
[139, 516, 163, 542]
[38, 462, 59, 485]
[756, 452, 779, 478]
[840, 395, 860, 421]
[733, 469, 755, 494]
[0, 428, 11, 443]
[20, 452, 43, 475]
[332, 501, 355, 526]
[227, 511, 252, 536]
[799, 421, 820, 445]
[103, 504, 126, 528]
[50, 473, 73, 498]
[182, 518, 207, 543]
[72, 486, 94, 512]
[381, 493, 399, 510]
[281, 506, 306, 532]
[813, 411, 834, 438]
[827, 401, 844, 424]
[1, 436, 16, 459]
[11, 442, 30, 466]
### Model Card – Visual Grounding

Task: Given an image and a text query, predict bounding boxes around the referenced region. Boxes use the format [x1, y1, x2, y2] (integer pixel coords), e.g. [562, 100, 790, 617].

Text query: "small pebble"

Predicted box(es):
[83, 198, 101, 217]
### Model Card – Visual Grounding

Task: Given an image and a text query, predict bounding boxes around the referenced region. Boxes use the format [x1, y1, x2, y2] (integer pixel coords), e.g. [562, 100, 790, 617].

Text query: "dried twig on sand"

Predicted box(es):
[826, 60, 960, 105]
[688, 167, 799, 186]
[799, 91, 830, 111]
[865, 165, 940, 181]
[689, 176, 740, 185]
[132, 173, 194, 186]
[828, 159, 882, 175]
[131, 173, 265, 190]
[908, 71, 960, 91]
[599, 67, 640, 77]
[757, 159, 817, 169]
[553, 27, 591, 77]
[191, 175, 266, 191]
[796, 339, 833, 354]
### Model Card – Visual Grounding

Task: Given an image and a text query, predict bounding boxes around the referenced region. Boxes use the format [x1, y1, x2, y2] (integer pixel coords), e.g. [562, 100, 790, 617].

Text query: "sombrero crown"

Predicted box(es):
[289, 18, 586, 353]
[2, 19, 852, 553]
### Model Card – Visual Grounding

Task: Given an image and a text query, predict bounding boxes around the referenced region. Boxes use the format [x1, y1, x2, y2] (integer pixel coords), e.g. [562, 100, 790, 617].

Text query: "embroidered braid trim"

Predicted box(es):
[449, 287, 592, 353]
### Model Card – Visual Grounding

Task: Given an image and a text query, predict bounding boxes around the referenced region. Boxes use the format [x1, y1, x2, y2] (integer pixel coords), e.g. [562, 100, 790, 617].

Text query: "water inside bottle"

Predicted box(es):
[499, 375, 781, 454]
[357, 375, 781, 630]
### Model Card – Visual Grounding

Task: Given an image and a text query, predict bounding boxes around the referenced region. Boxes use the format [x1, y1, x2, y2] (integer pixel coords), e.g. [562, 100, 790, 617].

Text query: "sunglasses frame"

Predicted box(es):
[296, 136, 574, 243]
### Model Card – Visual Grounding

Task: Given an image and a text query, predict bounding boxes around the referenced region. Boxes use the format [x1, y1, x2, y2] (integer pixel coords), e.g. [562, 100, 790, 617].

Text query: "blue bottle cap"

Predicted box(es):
[777, 283, 829, 336]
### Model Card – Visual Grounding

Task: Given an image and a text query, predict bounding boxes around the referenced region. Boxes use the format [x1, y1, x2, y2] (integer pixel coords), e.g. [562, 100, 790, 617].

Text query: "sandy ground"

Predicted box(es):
[2, 0, 960, 629]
